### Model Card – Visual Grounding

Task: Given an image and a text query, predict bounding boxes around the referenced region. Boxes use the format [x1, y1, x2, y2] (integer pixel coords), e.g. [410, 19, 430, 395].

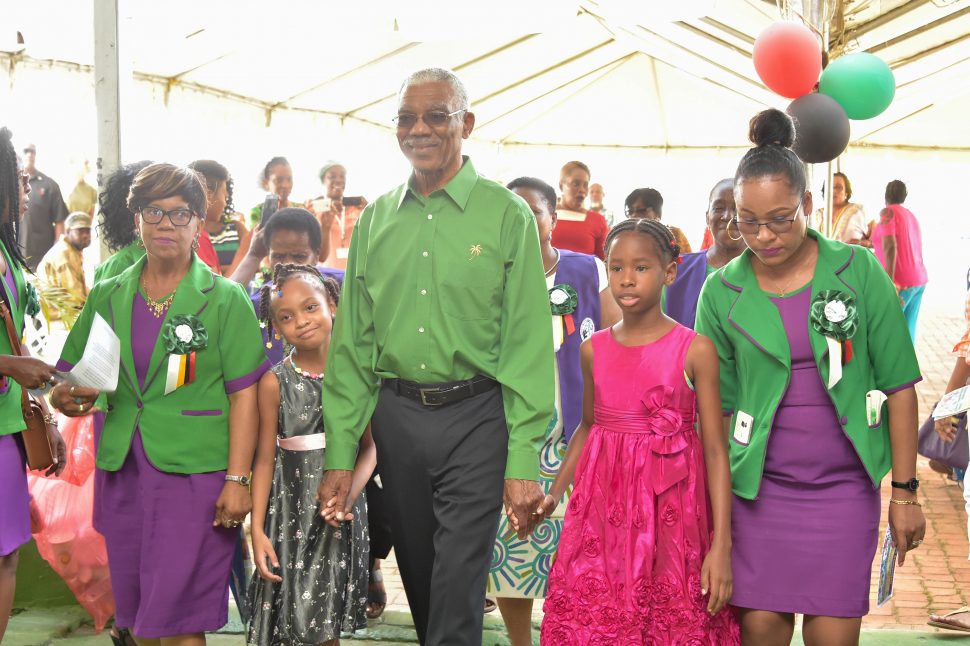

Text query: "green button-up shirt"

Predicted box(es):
[322, 157, 555, 479]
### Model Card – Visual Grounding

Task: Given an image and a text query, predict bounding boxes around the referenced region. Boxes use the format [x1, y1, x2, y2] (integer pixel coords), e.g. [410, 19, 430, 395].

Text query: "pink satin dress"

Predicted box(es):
[541, 325, 739, 645]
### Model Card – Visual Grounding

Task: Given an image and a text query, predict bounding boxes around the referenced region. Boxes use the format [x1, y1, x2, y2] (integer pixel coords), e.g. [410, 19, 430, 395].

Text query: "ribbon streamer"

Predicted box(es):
[826, 336, 843, 389]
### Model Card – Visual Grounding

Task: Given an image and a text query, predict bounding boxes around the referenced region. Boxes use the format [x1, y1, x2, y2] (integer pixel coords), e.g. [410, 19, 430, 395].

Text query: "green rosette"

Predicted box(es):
[810, 290, 858, 341]
[162, 314, 208, 354]
[549, 284, 578, 316]
[24, 283, 40, 318]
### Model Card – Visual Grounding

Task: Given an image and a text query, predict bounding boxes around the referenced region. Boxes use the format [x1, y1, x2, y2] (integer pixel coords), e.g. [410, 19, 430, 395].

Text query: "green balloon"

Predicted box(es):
[820, 52, 895, 120]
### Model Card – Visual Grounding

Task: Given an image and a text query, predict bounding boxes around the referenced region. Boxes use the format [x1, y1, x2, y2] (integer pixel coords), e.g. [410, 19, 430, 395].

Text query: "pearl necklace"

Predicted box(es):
[288, 352, 323, 381]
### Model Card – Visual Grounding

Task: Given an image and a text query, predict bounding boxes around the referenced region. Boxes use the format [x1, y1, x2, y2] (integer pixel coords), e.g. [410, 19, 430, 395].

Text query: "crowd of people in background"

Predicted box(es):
[0, 64, 962, 646]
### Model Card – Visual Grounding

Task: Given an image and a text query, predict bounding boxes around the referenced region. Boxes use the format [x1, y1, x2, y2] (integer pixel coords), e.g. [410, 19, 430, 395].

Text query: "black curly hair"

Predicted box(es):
[0, 127, 29, 271]
[97, 160, 152, 251]
[605, 217, 680, 265]
[257, 263, 337, 344]
[188, 159, 236, 221]
[735, 109, 806, 195]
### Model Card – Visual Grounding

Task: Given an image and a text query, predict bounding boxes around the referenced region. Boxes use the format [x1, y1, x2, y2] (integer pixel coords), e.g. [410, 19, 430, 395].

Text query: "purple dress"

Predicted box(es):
[0, 259, 30, 558]
[93, 294, 245, 637]
[730, 286, 880, 617]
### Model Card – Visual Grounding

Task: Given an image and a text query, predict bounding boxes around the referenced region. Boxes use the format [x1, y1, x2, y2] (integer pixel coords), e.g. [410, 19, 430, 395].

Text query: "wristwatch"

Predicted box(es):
[890, 477, 920, 492]
[225, 474, 251, 487]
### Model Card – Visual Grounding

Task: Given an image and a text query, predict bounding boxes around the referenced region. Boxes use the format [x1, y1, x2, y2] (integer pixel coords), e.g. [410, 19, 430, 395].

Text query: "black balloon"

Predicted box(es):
[785, 93, 850, 164]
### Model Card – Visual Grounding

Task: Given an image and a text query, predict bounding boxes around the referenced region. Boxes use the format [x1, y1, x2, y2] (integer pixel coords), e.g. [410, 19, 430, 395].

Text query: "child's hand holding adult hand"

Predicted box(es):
[252, 532, 283, 583]
[700, 543, 733, 615]
[317, 469, 354, 528]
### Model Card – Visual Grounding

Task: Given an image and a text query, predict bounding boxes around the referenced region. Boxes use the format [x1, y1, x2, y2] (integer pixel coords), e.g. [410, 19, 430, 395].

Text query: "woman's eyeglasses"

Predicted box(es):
[139, 206, 196, 227]
[732, 215, 798, 236]
[392, 110, 465, 129]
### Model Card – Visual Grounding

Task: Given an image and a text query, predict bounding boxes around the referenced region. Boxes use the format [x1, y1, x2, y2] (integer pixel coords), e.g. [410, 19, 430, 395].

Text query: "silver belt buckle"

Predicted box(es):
[419, 387, 440, 406]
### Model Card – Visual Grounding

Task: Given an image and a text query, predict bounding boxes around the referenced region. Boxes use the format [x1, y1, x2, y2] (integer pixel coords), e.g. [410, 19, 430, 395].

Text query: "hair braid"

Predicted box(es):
[257, 283, 275, 342]
[0, 127, 29, 271]
[606, 218, 680, 264]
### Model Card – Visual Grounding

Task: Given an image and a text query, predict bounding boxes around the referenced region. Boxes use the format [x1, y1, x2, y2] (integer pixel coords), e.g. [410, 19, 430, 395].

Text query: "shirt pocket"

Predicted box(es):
[439, 263, 502, 321]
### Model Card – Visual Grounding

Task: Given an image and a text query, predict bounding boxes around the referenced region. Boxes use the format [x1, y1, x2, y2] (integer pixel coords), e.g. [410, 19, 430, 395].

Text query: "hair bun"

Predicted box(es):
[748, 109, 795, 149]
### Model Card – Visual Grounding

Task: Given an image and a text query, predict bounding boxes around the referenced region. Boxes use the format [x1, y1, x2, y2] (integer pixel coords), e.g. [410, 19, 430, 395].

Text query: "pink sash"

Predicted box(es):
[277, 434, 326, 451]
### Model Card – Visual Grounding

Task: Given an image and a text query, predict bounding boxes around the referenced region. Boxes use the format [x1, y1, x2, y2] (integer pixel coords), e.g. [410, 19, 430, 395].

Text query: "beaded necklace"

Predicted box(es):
[288, 351, 324, 381]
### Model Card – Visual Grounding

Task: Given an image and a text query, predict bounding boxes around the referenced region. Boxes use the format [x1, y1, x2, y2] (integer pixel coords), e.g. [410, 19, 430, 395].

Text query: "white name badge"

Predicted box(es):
[336, 247, 350, 260]
[733, 411, 754, 445]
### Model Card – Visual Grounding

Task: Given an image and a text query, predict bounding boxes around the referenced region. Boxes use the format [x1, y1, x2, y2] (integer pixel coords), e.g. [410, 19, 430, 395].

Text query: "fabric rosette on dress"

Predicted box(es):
[162, 315, 207, 395]
[809, 290, 858, 389]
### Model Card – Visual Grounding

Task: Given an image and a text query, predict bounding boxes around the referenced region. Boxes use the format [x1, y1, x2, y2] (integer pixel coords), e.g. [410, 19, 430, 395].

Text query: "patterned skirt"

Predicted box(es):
[488, 411, 570, 599]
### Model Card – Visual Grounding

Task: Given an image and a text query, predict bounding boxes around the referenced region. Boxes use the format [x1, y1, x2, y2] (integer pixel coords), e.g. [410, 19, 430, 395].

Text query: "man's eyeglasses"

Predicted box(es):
[139, 206, 196, 227]
[392, 109, 465, 129]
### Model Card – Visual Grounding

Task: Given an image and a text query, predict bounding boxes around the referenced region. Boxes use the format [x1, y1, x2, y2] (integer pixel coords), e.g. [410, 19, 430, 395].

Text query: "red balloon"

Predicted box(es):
[754, 22, 823, 99]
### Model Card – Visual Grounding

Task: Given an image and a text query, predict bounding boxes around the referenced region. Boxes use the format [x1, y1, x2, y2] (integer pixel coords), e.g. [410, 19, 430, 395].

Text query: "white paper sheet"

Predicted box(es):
[934, 385, 970, 420]
[60, 313, 120, 393]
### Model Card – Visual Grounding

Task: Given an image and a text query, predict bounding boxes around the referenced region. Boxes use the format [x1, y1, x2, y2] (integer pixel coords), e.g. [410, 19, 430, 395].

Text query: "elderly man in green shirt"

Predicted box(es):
[319, 68, 554, 644]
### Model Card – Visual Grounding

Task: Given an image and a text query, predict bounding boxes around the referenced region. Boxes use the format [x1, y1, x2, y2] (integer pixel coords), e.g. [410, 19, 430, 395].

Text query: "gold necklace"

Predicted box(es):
[141, 278, 175, 318]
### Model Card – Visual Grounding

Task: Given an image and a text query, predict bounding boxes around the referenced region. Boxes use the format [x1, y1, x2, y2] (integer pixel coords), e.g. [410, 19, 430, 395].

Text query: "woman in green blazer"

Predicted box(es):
[696, 110, 925, 646]
[50, 164, 269, 644]
[0, 127, 66, 644]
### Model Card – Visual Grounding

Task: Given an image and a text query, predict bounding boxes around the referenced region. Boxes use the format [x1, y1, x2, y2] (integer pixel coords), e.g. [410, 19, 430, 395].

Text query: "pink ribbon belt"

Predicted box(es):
[594, 385, 694, 494]
[277, 434, 326, 451]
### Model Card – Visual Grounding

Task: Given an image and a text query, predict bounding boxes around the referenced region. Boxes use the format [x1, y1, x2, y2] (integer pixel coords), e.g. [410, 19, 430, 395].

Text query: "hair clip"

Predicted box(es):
[274, 332, 281, 340]
[676, 256, 683, 265]
[258, 321, 267, 329]
[265, 341, 273, 349]
[277, 289, 284, 298]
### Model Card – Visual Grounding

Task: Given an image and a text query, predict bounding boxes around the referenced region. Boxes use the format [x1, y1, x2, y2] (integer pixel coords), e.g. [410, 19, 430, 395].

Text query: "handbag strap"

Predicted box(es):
[0, 300, 38, 418]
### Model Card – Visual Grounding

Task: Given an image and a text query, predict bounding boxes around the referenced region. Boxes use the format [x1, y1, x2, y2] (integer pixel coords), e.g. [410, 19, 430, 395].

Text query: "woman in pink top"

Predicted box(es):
[875, 180, 928, 341]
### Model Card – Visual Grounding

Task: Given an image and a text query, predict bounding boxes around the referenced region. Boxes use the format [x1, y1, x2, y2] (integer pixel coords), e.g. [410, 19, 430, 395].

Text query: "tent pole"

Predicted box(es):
[93, 0, 122, 264]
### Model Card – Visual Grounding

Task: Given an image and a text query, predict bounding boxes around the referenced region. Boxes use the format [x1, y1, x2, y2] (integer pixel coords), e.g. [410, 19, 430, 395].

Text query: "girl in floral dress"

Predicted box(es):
[537, 219, 740, 644]
[248, 264, 375, 646]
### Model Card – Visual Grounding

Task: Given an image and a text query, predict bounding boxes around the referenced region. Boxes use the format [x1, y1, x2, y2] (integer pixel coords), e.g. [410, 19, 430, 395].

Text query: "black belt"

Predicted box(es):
[385, 376, 498, 407]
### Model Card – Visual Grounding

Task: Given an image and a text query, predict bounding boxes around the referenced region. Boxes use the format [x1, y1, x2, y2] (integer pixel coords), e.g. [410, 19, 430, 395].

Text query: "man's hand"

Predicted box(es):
[317, 469, 354, 528]
[247, 224, 268, 260]
[503, 479, 544, 539]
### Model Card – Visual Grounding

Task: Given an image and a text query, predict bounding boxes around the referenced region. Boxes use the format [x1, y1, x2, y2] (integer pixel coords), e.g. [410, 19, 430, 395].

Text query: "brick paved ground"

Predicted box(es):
[863, 303, 969, 632]
[375, 303, 970, 635]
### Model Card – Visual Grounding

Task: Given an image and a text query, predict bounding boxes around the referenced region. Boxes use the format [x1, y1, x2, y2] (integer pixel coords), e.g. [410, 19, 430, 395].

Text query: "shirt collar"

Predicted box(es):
[397, 156, 478, 212]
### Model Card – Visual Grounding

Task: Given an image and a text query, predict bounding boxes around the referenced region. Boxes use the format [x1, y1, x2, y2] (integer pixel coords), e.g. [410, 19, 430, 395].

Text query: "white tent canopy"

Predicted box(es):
[5, 0, 970, 149]
[1, 0, 968, 308]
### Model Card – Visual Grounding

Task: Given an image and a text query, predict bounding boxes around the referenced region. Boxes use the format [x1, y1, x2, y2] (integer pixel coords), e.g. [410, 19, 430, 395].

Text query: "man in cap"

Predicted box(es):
[36, 212, 92, 321]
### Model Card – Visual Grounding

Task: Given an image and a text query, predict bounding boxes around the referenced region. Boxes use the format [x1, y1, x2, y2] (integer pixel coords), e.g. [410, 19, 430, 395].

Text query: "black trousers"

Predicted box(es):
[371, 382, 507, 646]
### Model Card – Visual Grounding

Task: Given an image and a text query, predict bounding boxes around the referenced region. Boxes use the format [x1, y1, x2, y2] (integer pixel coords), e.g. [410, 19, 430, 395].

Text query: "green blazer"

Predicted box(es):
[93, 243, 145, 285]
[0, 241, 28, 436]
[61, 255, 269, 473]
[695, 230, 921, 499]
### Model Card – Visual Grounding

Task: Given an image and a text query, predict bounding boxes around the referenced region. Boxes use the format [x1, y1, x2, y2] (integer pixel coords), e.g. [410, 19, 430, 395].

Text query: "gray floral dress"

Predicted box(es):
[247, 359, 369, 645]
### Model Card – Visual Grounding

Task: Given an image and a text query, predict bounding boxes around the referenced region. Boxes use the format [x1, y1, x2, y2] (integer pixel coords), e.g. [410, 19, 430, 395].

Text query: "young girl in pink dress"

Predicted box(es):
[536, 218, 740, 644]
